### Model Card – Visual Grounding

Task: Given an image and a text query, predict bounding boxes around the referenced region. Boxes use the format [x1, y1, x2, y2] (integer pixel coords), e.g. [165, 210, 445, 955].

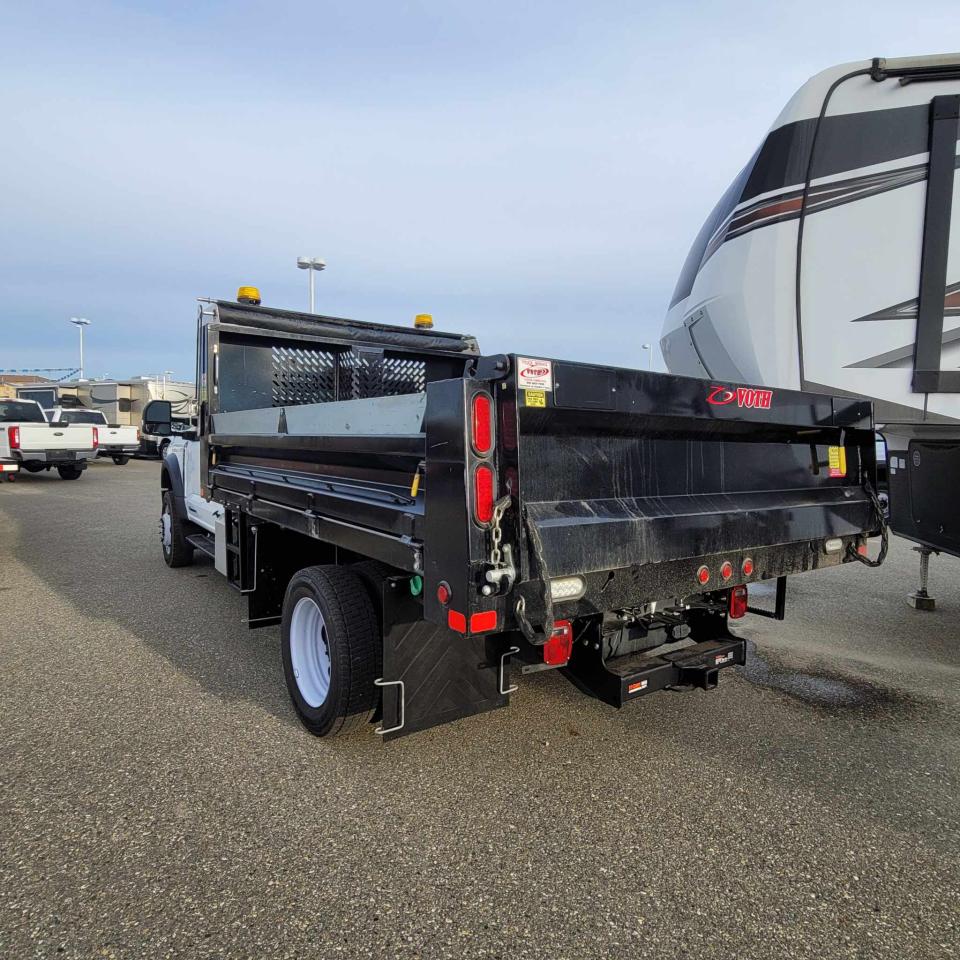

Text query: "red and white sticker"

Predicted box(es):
[627, 680, 648, 694]
[715, 652, 734, 665]
[707, 385, 773, 410]
[517, 357, 553, 392]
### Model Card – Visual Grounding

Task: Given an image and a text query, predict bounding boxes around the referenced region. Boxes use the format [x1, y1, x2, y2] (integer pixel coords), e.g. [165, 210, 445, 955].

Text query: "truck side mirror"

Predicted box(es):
[142, 400, 173, 436]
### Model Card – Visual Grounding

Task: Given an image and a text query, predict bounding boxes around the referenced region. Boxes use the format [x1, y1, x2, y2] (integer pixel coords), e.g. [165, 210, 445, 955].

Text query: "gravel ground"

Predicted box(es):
[0, 460, 958, 960]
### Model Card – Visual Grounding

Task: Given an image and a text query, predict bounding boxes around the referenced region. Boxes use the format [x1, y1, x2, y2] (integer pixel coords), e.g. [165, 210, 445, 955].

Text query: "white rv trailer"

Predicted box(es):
[661, 53, 960, 603]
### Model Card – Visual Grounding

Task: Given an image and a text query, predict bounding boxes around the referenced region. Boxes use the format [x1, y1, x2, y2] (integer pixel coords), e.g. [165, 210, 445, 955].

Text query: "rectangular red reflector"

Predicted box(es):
[471, 392, 493, 455]
[470, 610, 497, 633]
[728, 585, 748, 620]
[474, 464, 494, 524]
[7, 426, 20, 450]
[447, 609, 467, 633]
[543, 619, 573, 665]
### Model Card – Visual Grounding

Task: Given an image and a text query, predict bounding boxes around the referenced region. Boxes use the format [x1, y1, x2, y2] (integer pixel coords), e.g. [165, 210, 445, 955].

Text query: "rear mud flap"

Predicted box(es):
[377, 578, 511, 741]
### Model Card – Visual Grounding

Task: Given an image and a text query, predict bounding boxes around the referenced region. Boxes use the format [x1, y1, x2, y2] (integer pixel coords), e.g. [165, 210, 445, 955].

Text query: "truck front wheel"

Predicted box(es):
[160, 490, 194, 567]
[281, 566, 379, 738]
[57, 465, 83, 480]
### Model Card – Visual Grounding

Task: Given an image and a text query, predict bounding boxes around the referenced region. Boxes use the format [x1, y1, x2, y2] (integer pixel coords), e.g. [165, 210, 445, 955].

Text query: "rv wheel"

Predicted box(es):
[281, 565, 379, 738]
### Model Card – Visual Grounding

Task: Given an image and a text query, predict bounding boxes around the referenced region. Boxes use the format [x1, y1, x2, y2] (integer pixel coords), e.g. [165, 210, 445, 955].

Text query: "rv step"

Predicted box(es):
[186, 532, 216, 558]
[568, 637, 746, 708]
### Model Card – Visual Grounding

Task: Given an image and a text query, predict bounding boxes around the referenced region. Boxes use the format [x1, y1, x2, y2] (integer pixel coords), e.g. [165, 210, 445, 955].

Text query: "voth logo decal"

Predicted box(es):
[707, 385, 774, 410]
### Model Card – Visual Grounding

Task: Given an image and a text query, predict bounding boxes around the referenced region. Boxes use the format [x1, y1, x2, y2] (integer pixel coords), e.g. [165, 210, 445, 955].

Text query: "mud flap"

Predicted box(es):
[377, 577, 511, 741]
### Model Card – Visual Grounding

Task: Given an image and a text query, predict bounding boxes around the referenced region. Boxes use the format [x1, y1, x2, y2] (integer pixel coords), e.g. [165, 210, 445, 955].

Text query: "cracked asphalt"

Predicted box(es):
[1, 460, 958, 959]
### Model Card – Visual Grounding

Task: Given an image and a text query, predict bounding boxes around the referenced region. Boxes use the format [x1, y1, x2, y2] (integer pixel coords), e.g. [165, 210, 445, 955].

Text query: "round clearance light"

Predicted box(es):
[696, 565, 710, 586]
[742, 558, 754, 577]
[720, 561, 733, 581]
[549, 576, 586, 601]
[436, 581, 451, 605]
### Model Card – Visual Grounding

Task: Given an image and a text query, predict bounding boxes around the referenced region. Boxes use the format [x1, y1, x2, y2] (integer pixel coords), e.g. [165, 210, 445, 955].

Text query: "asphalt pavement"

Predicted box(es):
[1, 460, 958, 960]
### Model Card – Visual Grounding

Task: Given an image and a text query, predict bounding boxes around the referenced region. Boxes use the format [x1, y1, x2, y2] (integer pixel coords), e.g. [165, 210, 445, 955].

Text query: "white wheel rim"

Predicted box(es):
[161, 506, 172, 551]
[290, 596, 331, 708]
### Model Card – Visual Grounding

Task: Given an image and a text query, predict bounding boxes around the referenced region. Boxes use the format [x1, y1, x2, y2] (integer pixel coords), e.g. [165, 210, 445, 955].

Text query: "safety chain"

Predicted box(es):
[489, 495, 511, 568]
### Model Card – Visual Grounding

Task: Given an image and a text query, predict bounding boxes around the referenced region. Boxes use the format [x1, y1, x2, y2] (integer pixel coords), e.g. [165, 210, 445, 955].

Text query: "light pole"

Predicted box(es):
[162, 370, 174, 398]
[296, 257, 326, 313]
[641, 343, 653, 371]
[69, 318, 91, 379]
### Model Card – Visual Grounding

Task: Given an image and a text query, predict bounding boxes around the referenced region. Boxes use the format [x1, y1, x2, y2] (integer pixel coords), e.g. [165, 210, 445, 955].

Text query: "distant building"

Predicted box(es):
[0, 374, 51, 399]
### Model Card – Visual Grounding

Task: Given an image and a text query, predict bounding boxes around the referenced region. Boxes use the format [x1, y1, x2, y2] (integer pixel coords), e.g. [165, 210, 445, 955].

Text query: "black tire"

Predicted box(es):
[158, 439, 171, 459]
[112, 455, 130, 465]
[351, 559, 395, 612]
[281, 565, 380, 738]
[22, 462, 44, 473]
[57, 464, 83, 480]
[160, 489, 194, 567]
[5, 473, 16, 482]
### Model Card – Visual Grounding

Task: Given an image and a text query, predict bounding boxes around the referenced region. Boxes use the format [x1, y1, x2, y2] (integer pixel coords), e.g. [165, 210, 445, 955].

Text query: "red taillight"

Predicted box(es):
[92, 427, 99, 450]
[7, 426, 20, 450]
[728, 584, 748, 619]
[136, 427, 141, 442]
[696, 565, 710, 586]
[474, 464, 494, 524]
[543, 620, 573, 666]
[436, 581, 451, 605]
[742, 557, 754, 577]
[720, 561, 733, 581]
[471, 392, 493, 455]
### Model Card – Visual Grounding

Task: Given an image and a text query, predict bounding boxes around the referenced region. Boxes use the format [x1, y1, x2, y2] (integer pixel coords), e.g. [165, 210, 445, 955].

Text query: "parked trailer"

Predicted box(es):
[152, 297, 883, 740]
[660, 52, 960, 605]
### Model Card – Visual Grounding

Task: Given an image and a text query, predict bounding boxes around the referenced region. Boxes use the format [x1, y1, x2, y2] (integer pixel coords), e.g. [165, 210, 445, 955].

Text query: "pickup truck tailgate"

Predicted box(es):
[510, 359, 877, 598]
[15, 424, 96, 453]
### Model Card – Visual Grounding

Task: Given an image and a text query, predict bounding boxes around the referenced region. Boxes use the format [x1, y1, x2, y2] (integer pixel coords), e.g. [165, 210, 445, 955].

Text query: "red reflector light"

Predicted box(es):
[7, 426, 20, 450]
[720, 561, 733, 581]
[447, 609, 467, 633]
[728, 584, 748, 619]
[543, 620, 573, 666]
[742, 557, 754, 577]
[857, 544, 868, 557]
[696, 565, 710, 586]
[474, 464, 494, 524]
[470, 610, 497, 633]
[436, 581, 451, 605]
[471, 392, 493, 455]
[92, 427, 99, 449]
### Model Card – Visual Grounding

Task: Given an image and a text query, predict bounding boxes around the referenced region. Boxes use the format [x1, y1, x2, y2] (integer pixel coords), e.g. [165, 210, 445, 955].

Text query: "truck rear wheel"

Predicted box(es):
[160, 490, 194, 567]
[281, 565, 379, 738]
[22, 462, 44, 473]
[57, 464, 83, 480]
[112, 455, 130, 465]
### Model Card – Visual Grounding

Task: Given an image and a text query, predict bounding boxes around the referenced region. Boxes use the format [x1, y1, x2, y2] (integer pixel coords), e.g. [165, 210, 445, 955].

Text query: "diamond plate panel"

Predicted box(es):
[271, 346, 337, 405]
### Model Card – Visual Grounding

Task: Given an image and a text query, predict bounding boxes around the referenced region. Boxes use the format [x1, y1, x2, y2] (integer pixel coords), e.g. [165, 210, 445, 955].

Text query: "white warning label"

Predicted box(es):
[516, 357, 553, 392]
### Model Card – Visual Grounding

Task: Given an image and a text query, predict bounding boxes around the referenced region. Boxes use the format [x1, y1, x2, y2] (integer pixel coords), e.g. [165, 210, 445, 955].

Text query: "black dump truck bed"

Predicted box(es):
[187, 299, 880, 739]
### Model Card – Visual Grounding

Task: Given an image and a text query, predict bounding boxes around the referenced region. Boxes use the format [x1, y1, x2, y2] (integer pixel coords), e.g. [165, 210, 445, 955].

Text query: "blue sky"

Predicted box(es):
[1, 0, 957, 381]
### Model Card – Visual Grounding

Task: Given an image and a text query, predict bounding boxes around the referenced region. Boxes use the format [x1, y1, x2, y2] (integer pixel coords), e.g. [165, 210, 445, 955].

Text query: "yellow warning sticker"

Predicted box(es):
[524, 389, 546, 408]
[828, 445, 847, 478]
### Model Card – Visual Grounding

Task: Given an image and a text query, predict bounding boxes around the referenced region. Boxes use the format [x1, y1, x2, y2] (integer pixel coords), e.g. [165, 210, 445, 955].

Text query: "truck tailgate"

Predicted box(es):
[510, 359, 877, 599]
[16, 424, 96, 453]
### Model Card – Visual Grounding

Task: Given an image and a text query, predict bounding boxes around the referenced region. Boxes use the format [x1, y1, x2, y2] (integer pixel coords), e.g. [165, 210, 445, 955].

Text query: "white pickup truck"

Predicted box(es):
[0, 399, 97, 481]
[47, 407, 139, 465]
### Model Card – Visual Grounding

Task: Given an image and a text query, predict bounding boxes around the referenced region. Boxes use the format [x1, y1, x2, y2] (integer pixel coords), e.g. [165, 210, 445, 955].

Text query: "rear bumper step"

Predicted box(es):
[567, 637, 746, 707]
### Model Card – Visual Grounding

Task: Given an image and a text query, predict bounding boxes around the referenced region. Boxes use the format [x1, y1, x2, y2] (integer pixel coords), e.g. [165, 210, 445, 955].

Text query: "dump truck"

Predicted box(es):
[150, 295, 884, 740]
